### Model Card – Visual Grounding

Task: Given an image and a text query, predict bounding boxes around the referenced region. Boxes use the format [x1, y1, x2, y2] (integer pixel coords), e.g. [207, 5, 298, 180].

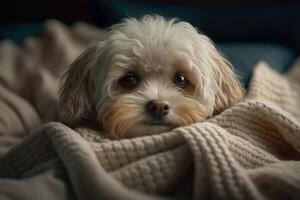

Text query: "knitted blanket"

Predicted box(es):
[0, 63, 300, 200]
[1, 22, 300, 200]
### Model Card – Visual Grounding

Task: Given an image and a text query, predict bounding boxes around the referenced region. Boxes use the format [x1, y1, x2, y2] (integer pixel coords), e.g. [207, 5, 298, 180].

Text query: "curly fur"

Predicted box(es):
[59, 15, 244, 138]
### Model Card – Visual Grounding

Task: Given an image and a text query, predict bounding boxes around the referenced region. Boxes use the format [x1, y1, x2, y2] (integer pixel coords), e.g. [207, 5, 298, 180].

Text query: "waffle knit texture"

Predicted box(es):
[0, 22, 300, 200]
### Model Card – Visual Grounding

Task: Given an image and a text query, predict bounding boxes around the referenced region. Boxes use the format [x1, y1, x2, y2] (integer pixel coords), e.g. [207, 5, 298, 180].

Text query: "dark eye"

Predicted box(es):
[173, 73, 187, 87]
[120, 73, 139, 88]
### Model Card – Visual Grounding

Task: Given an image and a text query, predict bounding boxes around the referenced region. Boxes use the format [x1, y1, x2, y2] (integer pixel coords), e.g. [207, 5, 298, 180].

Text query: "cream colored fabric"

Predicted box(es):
[0, 20, 101, 155]
[0, 21, 300, 200]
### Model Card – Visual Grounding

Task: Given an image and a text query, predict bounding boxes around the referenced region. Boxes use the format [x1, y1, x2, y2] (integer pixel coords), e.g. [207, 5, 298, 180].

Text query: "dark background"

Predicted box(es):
[1, 0, 300, 49]
[0, 0, 299, 86]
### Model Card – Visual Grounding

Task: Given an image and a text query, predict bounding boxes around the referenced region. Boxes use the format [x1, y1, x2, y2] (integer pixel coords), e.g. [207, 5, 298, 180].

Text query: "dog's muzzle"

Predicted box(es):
[145, 100, 170, 126]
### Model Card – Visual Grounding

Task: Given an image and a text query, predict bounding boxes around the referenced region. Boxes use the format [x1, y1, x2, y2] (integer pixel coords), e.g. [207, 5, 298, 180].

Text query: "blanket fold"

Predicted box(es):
[0, 21, 300, 200]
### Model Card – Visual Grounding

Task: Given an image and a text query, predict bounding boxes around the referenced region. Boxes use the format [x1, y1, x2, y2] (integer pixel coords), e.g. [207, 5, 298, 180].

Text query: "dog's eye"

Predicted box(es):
[120, 73, 139, 88]
[173, 73, 187, 87]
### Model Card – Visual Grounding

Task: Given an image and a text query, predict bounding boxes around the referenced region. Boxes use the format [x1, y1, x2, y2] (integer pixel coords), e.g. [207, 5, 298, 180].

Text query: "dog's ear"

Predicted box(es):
[59, 46, 97, 126]
[212, 52, 244, 115]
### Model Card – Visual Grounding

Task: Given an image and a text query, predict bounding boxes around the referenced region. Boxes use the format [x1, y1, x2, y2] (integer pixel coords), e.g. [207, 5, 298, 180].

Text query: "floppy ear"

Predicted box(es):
[59, 46, 97, 126]
[212, 52, 244, 115]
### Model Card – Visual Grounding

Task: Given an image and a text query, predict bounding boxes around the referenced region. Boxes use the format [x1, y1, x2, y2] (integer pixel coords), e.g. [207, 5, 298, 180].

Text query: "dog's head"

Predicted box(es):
[59, 15, 244, 138]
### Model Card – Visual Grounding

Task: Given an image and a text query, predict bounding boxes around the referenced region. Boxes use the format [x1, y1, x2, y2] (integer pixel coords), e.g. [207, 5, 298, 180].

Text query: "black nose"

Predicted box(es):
[146, 100, 170, 117]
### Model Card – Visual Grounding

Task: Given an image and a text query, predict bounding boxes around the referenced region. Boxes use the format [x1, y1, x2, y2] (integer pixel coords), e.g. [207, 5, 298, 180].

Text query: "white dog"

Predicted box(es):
[59, 15, 244, 139]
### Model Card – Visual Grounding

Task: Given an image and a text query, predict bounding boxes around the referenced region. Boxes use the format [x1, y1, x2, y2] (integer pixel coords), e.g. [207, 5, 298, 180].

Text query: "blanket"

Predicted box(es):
[1, 21, 300, 200]
[0, 20, 102, 155]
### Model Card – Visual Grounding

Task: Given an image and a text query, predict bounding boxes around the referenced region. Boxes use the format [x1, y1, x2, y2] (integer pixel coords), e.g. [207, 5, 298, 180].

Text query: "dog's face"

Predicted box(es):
[59, 16, 244, 139]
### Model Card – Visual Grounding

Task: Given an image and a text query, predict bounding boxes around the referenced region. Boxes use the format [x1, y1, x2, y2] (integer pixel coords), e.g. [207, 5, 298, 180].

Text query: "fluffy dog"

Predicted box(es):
[59, 15, 244, 139]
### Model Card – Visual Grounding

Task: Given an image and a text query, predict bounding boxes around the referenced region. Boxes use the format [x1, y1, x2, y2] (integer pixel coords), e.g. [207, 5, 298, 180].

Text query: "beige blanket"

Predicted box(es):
[1, 21, 300, 200]
[0, 20, 101, 154]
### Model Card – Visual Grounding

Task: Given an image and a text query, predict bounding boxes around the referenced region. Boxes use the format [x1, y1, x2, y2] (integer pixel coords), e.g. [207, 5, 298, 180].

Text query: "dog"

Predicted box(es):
[59, 15, 244, 139]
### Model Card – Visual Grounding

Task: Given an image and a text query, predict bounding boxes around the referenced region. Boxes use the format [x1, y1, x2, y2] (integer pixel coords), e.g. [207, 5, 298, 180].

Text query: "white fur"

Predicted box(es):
[59, 15, 243, 138]
[92, 16, 223, 113]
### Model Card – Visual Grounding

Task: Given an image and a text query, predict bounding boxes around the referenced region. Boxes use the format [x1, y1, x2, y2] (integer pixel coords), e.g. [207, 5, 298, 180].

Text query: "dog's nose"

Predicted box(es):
[146, 100, 170, 117]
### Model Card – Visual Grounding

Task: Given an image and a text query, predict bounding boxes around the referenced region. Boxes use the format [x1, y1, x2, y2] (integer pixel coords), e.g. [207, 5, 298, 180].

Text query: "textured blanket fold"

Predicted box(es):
[0, 21, 300, 200]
